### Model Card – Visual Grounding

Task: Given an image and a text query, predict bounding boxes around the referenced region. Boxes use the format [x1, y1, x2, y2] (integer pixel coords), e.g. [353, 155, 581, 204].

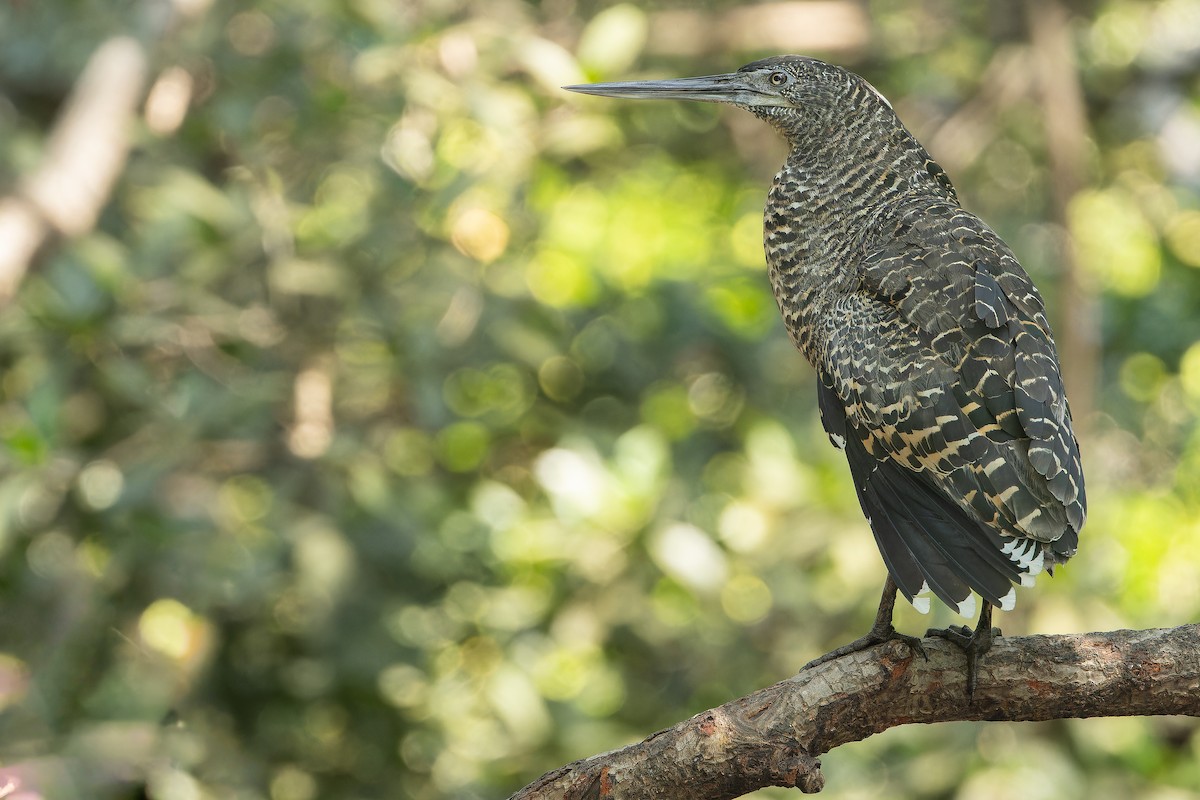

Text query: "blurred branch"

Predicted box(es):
[924, 45, 1034, 176]
[648, 2, 869, 59]
[1024, 0, 1100, 423]
[510, 625, 1200, 799]
[0, 37, 147, 303]
[0, 0, 211, 304]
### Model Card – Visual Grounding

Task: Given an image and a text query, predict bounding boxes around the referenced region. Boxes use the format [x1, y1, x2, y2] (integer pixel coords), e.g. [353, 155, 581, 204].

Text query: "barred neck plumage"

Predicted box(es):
[754, 83, 958, 362]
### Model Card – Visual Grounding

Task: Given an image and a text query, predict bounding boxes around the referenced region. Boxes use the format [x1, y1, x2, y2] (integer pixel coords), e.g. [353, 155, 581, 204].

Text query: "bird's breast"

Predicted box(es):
[763, 178, 864, 366]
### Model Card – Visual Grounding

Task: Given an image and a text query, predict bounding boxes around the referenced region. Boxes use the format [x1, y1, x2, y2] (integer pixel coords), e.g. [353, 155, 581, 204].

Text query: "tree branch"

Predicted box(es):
[0, 0, 211, 304]
[0, 37, 147, 303]
[509, 625, 1200, 799]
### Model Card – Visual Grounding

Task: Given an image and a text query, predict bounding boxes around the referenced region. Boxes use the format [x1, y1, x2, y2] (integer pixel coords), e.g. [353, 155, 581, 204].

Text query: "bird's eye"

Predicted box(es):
[769, 71, 789, 86]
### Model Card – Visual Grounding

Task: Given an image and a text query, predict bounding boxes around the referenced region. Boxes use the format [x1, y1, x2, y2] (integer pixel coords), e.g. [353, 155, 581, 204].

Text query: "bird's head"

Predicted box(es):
[565, 55, 895, 144]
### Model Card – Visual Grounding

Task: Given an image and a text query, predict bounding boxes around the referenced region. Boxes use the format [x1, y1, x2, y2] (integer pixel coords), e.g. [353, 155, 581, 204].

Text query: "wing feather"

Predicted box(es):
[857, 200, 1086, 536]
[813, 199, 1085, 612]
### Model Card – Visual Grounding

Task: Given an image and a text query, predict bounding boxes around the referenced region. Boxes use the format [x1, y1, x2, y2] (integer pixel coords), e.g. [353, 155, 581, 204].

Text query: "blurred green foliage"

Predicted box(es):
[0, 0, 1199, 798]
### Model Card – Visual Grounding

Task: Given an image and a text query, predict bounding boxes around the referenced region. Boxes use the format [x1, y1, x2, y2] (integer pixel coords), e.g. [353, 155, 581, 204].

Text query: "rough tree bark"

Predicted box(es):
[510, 624, 1200, 799]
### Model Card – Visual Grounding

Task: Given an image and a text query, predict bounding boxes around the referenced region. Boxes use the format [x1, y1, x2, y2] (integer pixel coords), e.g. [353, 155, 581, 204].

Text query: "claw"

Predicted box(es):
[804, 625, 926, 670]
[926, 601, 998, 697]
[803, 576, 927, 670]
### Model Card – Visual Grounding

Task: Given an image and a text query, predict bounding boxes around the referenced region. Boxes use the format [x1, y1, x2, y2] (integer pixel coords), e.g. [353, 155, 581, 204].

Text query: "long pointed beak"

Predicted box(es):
[564, 73, 769, 106]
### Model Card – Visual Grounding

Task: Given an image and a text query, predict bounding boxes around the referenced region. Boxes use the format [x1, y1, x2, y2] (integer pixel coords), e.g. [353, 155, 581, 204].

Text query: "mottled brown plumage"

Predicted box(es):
[566, 56, 1086, 688]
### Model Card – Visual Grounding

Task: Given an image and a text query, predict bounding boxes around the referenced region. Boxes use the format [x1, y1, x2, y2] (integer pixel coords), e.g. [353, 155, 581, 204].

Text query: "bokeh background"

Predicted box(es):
[1, 0, 1199, 798]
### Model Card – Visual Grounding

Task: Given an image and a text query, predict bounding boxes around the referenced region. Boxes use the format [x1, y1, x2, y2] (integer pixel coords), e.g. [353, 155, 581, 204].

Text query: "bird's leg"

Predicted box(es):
[926, 600, 1001, 696]
[802, 576, 927, 670]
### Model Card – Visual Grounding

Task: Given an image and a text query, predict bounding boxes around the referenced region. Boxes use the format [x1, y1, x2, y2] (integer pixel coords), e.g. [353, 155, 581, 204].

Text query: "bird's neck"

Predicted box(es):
[762, 111, 956, 362]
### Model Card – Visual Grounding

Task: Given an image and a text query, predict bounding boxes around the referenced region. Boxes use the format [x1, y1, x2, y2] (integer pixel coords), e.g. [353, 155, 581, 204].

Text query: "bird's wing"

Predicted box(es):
[859, 200, 1085, 530]
[817, 366, 1023, 615]
[815, 200, 1085, 613]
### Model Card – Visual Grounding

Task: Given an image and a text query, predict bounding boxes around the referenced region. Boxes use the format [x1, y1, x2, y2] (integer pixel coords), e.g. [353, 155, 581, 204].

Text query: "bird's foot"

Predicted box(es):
[925, 623, 1001, 697]
[802, 623, 927, 671]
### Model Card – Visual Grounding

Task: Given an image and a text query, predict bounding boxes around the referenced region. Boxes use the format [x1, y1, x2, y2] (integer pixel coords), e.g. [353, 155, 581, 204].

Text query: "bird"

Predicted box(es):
[566, 56, 1086, 693]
